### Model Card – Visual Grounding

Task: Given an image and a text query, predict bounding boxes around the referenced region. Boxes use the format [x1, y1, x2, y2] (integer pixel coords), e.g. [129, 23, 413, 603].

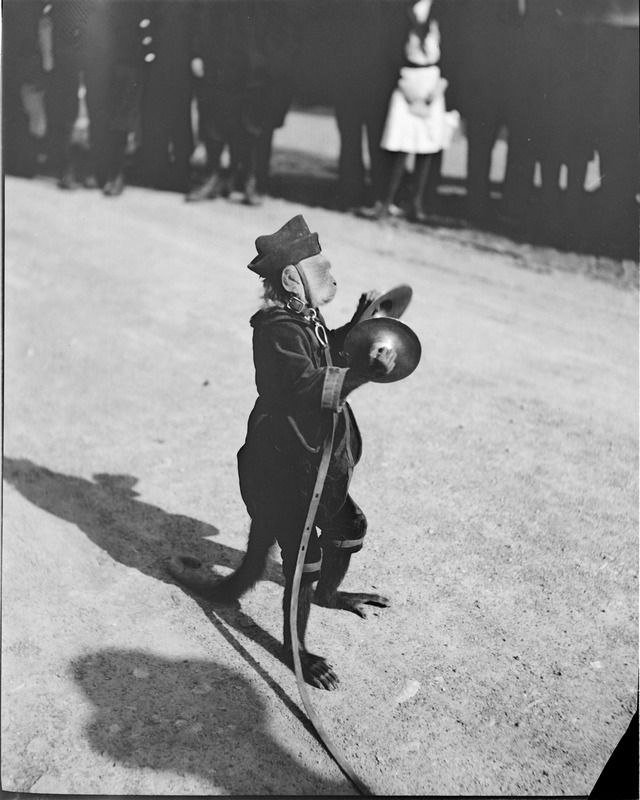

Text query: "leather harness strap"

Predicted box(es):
[287, 312, 374, 796]
[289, 412, 374, 796]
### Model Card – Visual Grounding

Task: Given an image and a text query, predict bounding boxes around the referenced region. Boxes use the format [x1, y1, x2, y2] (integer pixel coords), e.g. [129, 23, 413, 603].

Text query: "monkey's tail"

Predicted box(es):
[166, 555, 234, 601]
[167, 529, 275, 602]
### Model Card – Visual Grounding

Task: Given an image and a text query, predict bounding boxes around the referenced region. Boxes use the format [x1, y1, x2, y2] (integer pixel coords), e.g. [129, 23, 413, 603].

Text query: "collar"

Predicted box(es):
[286, 297, 329, 348]
[286, 295, 314, 318]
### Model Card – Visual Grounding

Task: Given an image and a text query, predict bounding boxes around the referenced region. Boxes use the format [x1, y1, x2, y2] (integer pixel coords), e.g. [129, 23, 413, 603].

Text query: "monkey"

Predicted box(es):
[168, 215, 395, 690]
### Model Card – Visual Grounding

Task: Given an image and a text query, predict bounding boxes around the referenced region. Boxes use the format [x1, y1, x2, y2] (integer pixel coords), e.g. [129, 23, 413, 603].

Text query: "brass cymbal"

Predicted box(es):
[344, 317, 422, 384]
[359, 284, 413, 321]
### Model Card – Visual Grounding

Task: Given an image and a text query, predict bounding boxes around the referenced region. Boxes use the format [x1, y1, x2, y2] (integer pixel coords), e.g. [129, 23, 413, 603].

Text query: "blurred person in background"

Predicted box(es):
[254, 3, 300, 197]
[46, 0, 148, 194]
[3, 0, 51, 178]
[497, 0, 638, 257]
[496, 2, 548, 233]
[361, 0, 459, 221]
[453, 0, 526, 225]
[323, 0, 406, 212]
[500, 2, 596, 247]
[138, 0, 196, 193]
[536, 15, 595, 245]
[588, 0, 639, 258]
[46, 0, 99, 188]
[98, 0, 149, 196]
[187, 1, 286, 206]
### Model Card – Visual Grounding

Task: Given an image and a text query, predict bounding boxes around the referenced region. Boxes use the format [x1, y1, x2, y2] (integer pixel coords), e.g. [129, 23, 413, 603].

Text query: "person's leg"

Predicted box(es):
[335, 97, 365, 210]
[357, 151, 407, 219]
[466, 114, 500, 223]
[501, 128, 536, 226]
[48, 50, 81, 186]
[238, 87, 266, 206]
[83, 57, 113, 188]
[410, 153, 435, 221]
[139, 69, 172, 190]
[538, 156, 563, 240]
[365, 91, 394, 207]
[187, 86, 231, 201]
[238, 134, 261, 206]
[102, 130, 129, 196]
[422, 149, 443, 214]
[186, 138, 224, 201]
[168, 93, 194, 193]
[562, 154, 590, 246]
[370, 151, 407, 218]
[5, 81, 37, 177]
[255, 126, 275, 195]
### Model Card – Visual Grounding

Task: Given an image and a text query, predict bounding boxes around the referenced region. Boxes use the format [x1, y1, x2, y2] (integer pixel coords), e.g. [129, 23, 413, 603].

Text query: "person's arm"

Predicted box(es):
[190, 0, 205, 77]
[38, 5, 54, 73]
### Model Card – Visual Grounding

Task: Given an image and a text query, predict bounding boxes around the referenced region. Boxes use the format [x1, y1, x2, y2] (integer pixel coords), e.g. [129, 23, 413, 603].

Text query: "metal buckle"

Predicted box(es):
[308, 308, 329, 348]
[286, 296, 306, 314]
[286, 299, 329, 348]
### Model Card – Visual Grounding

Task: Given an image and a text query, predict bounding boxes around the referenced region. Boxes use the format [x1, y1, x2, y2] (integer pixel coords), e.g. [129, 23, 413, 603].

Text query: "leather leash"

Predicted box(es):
[288, 313, 375, 796]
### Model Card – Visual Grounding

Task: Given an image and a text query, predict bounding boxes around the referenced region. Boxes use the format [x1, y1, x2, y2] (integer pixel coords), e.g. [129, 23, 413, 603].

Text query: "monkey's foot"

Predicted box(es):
[284, 648, 340, 691]
[316, 590, 390, 619]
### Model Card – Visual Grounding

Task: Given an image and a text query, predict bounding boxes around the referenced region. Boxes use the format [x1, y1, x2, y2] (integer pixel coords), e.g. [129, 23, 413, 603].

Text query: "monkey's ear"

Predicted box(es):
[281, 265, 304, 296]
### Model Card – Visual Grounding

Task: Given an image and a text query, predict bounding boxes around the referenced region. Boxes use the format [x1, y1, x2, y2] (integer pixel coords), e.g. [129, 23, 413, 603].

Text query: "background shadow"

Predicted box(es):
[71, 648, 352, 795]
[3, 457, 296, 709]
[3, 456, 284, 587]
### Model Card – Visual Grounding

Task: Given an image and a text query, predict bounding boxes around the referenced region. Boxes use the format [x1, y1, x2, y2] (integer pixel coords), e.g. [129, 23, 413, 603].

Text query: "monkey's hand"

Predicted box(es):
[369, 344, 396, 377]
[351, 289, 380, 323]
[284, 647, 340, 690]
[341, 343, 396, 395]
[331, 591, 391, 619]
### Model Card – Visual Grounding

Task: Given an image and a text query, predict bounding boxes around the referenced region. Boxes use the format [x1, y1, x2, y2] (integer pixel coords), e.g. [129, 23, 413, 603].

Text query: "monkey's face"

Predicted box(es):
[298, 253, 337, 308]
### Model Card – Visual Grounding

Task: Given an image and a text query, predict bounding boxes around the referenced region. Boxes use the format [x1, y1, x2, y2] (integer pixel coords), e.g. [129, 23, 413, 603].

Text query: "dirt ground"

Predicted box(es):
[2, 149, 638, 798]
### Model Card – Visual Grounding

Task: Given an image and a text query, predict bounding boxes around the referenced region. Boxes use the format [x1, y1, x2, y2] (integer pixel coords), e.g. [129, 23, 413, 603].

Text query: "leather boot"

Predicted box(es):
[103, 173, 125, 197]
[242, 175, 262, 206]
[57, 165, 77, 190]
[186, 172, 220, 202]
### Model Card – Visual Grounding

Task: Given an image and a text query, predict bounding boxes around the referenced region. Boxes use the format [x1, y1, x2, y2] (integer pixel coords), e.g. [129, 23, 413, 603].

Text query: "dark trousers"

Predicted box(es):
[140, 76, 193, 192]
[238, 425, 366, 585]
[248, 492, 366, 585]
[335, 92, 390, 208]
[196, 82, 267, 189]
[47, 47, 121, 186]
[46, 47, 83, 178]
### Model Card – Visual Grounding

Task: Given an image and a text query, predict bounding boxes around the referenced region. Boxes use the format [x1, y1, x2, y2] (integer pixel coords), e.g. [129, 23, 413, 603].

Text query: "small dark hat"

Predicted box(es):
[248, 215, 321, 277]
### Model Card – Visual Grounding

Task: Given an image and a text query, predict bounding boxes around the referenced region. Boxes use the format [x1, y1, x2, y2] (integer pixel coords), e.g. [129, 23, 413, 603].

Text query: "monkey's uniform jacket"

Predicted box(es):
[237, 305, 367, 583]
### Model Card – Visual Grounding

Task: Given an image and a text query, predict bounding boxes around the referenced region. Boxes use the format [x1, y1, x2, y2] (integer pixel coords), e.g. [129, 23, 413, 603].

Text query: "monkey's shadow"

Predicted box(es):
[2, 457, 306, 724]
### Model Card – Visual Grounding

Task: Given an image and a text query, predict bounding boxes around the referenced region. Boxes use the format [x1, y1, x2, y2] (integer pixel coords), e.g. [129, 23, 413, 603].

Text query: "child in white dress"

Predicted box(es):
[372, 0, 459, 221]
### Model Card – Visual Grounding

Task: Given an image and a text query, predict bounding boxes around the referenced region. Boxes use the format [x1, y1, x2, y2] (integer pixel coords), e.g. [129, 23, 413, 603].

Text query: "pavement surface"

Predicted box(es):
[2, 167, 638, 796]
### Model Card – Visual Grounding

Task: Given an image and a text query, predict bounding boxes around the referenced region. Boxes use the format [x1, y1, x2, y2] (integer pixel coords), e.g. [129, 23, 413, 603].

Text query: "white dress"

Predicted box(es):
[380, 64, 459, 155]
